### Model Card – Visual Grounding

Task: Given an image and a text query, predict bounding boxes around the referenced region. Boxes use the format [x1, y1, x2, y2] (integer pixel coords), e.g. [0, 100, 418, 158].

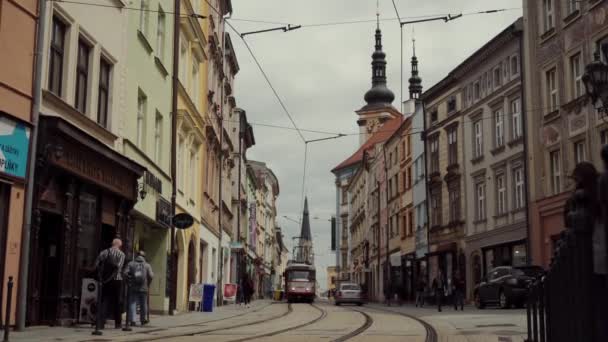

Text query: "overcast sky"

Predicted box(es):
[231, 0, 522, 291]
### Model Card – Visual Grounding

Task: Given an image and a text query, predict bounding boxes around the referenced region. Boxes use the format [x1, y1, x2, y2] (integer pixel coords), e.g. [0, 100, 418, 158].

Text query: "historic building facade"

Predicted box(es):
[523, 0, 608, 267]
[123, 0, 175, 315]
[29, 0, 146, 324]
[461, 19, 527, 299]
[0, 0, 38, 325]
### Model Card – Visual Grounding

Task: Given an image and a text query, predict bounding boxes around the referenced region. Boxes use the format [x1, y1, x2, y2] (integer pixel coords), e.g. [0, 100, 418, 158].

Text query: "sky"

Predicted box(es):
[231, 0, 523, 291]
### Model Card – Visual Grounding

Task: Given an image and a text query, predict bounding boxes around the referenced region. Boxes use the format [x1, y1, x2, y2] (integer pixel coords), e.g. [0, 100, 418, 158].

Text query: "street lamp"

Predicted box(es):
[583, 52, 608, 113]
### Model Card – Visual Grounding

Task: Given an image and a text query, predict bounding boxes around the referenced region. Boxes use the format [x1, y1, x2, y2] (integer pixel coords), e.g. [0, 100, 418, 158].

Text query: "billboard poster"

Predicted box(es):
[224, 283, 237, 302]
[0, 114, 31, 180]
[189, 283, 204, 302]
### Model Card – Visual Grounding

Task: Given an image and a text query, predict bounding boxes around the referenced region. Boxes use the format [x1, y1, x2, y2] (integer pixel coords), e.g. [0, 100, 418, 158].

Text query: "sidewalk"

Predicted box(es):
[3, 300, 274, 342]
[367, 303, 528, 342]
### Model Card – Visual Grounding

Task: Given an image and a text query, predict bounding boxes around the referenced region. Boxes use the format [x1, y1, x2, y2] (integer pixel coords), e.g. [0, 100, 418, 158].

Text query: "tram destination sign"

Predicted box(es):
[173, 213, 194, 229]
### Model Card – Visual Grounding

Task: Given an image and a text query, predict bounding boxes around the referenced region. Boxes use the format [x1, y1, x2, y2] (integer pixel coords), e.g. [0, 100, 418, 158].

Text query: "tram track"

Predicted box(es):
[330, 309, 373, 342]
[227, 303, 327, 342]
[366, 306, 438, 342]
[128, 303, 294, 341]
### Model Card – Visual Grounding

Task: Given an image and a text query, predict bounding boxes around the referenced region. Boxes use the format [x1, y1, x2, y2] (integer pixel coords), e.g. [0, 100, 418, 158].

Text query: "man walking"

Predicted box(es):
[432, 270, 445, 312]
[124, 251, 154, 326]
[415, 278, 426, 308]
[95, 238, 125, 329]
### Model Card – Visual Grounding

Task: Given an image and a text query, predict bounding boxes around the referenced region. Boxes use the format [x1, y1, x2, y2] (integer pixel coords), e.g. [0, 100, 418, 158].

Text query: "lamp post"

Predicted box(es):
[583, 52, 608, 114]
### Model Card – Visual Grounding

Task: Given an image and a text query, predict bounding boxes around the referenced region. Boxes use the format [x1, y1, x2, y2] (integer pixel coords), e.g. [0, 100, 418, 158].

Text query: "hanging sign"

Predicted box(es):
[173, 213, 194, 229]
[0, 113, 31, 180]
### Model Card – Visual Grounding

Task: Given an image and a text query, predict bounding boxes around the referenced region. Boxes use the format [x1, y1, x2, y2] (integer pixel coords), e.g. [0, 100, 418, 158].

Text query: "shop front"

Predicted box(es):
[27, 116, 145, 326]
[0, 112, 32, 325]
[427, 243, 457, 289]
[401, 253, 416, 301]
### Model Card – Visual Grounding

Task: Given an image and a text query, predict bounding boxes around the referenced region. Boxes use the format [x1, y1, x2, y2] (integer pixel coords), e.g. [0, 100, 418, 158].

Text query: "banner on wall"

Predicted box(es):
[189, 283, 204, 302]
[0, 113, 31, 180]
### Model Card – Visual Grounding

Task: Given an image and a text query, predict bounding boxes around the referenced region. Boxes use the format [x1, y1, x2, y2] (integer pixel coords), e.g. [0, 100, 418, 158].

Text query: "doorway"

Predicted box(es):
[0, 183, 10, 325]
[36, 211, 63, 323]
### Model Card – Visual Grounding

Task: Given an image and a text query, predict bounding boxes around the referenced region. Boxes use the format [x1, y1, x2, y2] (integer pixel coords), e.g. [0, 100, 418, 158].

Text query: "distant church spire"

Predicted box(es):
[408, 31, 423, 99]
[300, 197, 312, 241]
[363, 2, 395, 109]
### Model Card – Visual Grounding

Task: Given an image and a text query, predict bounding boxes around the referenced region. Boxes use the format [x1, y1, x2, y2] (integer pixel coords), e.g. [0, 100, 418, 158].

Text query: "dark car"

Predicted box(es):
[474, 266, 544, 309]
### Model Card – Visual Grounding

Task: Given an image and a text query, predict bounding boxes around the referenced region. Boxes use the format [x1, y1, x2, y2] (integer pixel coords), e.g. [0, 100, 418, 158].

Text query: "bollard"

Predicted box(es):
[122, 288, 131, 332]
[3, 276, 13, 342]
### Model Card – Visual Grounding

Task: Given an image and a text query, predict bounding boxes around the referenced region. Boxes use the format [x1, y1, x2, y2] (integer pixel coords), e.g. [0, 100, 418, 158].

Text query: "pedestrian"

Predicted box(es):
[95, 238, 126, 329]
[432, 270, 445, 312]
[384, 281, 392, 306]
[453, 272, 465, 311]
[243, 273, 253, 307]
[124, 250, 154, 326]
[415, 278, 426, 308]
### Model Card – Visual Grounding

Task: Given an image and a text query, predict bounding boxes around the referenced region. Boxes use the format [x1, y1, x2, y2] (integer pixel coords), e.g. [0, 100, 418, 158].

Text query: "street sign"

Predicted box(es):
[230, 242, 244, 250]
[173, 213, 194, 229]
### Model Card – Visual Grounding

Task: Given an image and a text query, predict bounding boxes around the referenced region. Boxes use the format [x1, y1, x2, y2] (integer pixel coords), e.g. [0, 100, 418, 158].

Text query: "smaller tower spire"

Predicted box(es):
[408, 31, 423, 99]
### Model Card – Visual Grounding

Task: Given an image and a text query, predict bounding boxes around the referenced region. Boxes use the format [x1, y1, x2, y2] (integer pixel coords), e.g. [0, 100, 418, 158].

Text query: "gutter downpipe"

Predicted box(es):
[17, 0, 47, 330]
[421, 100, 432, 286]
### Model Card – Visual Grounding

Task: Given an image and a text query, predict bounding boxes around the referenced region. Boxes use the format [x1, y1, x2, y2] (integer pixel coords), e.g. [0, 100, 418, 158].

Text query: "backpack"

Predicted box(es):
[100, 249, 121, 284]
[132, 263, 146, 287]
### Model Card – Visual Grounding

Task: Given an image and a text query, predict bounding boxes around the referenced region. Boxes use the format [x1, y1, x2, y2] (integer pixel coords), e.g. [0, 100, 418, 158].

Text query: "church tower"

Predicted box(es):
[356, 11, 401, 145]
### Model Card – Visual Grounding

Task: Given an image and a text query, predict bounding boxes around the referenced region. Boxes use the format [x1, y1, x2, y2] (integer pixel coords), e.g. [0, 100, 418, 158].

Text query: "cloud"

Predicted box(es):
[233, 0, 522, 289]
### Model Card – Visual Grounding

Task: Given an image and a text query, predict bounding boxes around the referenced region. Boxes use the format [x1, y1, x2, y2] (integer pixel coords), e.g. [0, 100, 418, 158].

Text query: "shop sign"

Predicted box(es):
[0, 114, 31, 180]
[156, 198, 171, 227]
[145, 171, 162, 194]
[173, 213, 194, 229]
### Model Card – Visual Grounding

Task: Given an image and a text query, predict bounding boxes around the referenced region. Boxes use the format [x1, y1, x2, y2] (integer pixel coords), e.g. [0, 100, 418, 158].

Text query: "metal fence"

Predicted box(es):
[526, 169, 608, 342]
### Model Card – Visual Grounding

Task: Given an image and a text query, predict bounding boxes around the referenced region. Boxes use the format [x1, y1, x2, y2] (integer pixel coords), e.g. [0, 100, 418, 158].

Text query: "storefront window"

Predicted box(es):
[77, 191, 97, 270]
[512, 244, 527, 266]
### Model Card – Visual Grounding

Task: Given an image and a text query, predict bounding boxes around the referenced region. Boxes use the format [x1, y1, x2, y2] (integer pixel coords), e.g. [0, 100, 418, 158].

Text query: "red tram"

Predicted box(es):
[284, 262, 316, 303]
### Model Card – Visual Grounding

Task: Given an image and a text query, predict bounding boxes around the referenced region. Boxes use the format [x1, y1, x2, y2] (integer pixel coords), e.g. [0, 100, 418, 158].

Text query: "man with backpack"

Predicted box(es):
[95, 238, 126, 329]
[124, 250, 154, 326]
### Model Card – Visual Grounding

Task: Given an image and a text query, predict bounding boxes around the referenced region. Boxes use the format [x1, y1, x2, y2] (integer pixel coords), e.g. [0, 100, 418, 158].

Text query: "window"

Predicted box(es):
[192, 57, 200, 107]
[514, 167, 525, 209]
[75, 39, 90, 113]
[474, 120, 483, 158]
[487, 71, 492, 93]
[474, 82, 481, 101]
[496, 174, 506, 215]
[574, 140, 586, 164]
[156, 8, 166, 61]
[566, 0, 579, 15]
[481, 74, 487, 96]
[154, 112, 162, 164]
[543, 0, 554, 32]
[494, 108, 504, 148]
[407, 167, 412, 189]
[546, 68, 558, 112]
[511, 98, 522, 140]
[463, 87, 469, 107]
[137, 90, 147, 149]
[602, 129, 608, 146]
[476, 182, 486, 221]
[431, 188, 442, 227]
[97, 59, 111, 127]
[177, 136, 184, 191]
[430, 109, 438, 123]
[598, 36, 608, 63]
[430, 135, 439, 173]
[447, 126, 457, 166]
[467, 84, 473, 104]
[494, 67, 501, 88]
[49, 16, 66, 96]
[140, 0, 150, 36]
[189, 148, 198, 200]
[571, 53, 583, 99]
[448, 183, 460, 222]
[447, 97, 457, 113]
[408, 211, 414, 236]
[550, 150, 561, 194]
[511, 56, 519, 77]
[179, 33, 188, 83]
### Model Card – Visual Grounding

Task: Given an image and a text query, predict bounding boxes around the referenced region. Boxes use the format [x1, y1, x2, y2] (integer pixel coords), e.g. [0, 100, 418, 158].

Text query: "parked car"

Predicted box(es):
[334, 282, 364, 306]
[474, 265, 544, 309]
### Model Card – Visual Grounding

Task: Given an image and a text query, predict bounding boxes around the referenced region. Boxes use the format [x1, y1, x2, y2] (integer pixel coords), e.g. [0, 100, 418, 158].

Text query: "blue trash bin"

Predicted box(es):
[202, 284, 216, 312]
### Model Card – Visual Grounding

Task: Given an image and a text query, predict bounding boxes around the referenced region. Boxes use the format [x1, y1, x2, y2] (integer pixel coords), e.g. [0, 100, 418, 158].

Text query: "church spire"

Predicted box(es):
[363, 3, 395, 109]
[408, 33, 423, 99]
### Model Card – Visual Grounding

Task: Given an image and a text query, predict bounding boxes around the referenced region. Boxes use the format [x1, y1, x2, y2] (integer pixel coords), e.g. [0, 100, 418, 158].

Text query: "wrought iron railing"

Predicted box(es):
[526, 182, 607, 342]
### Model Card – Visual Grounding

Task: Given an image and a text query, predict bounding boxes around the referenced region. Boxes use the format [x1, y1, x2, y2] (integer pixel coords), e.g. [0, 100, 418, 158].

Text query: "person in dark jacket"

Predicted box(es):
[432, 270, 445, 312]
[124, 251, 154, 326]
[415, 278, 426, 308]
[243, 273, 254, 307]
[452, 272, 465, 311]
